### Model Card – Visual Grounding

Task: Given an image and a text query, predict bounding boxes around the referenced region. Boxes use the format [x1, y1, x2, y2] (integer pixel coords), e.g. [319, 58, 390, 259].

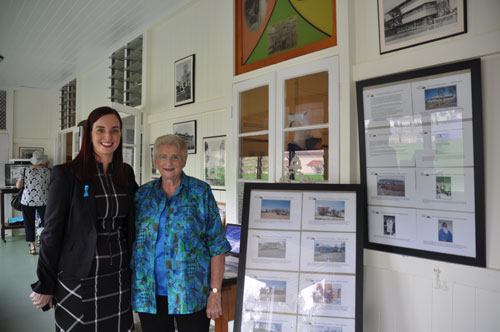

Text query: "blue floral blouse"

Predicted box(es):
[131, 173, 231, 314]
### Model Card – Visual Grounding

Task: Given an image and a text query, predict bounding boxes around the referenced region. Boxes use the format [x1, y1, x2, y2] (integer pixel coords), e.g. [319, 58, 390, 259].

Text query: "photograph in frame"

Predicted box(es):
[150, 144, 160, 178]
[19, 147, 44, 159]
[173, 120, 196, 154]
[174, 54, 195, 106]
[356, 59, 485, 267]
[203, 135, 226, 189]
[378, 0, 466, 54]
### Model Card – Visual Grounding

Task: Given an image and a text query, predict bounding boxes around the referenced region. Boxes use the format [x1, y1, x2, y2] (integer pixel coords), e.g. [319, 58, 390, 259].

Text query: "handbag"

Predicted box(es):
[10, 168, 25, 211]
[11, 188, 23, 211]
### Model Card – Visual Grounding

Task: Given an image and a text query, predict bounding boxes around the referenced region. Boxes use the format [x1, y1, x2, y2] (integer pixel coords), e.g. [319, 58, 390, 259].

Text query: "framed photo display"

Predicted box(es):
[19, 147, 44, 159]
[378, 0, 466, 54]
[203, 135, 226, 189]
[173, 120, 196, 154]
[234, 183, 364, 332]
[356, 59, 485, 267]
[174, 54, 195, 106]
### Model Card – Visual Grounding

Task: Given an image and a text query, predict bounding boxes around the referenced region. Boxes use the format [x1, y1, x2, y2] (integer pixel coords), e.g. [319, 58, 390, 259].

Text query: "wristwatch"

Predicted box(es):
[210, 287, 220, 294]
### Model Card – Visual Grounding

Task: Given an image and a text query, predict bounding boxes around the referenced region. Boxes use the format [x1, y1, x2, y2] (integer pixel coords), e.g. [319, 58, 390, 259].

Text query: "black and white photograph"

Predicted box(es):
[150, 144, 160, 177]
[174, 54, 195, 106]
[173, 120, 196, 154]
[258, 238, 286, 259]
[383, 215, 396, 236]
[268, 16, 297, 55]
[18, 147, 44, 159]
[378, 0, 466, 54]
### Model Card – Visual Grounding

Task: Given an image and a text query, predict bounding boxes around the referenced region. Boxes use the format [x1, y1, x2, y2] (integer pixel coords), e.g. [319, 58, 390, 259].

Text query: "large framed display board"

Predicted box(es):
[356, 59, 485, 267]
[234, 183, 364, 332]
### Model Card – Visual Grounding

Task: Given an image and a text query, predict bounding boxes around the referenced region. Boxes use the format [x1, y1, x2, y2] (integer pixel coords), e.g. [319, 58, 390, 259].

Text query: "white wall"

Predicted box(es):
[353, 0, 500, 331]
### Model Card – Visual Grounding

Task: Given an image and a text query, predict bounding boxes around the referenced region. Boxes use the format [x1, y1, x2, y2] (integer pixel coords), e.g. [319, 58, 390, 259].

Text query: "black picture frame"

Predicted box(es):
[173, 120, 196, 154]
[234, 182, 364, 332]
[150, 144, 160, 178]
[378, 0, 467, 54]
[356, 59, 485, 267]
[174, 54, 195, 106]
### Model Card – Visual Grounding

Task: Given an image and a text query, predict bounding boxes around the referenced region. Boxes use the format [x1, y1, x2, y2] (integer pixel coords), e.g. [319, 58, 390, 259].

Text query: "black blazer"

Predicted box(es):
[31, 164, 138, 295]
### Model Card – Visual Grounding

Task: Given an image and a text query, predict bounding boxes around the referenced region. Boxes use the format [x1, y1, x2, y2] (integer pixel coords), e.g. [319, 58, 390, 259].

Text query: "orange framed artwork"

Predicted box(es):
[235, 0, 337, 75]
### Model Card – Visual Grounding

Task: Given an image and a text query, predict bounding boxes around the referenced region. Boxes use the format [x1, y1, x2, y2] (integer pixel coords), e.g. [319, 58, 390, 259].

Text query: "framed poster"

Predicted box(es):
[150, 144, 160, 178]
[356, 59, 485, 267]
[174, 54, 195, 106]
[173, 120, 196, 154]
[234, 183, 364, 332]
[203, 135, 226, 189]
[378, 0, 466, 54]
[19, 147, 44, 159]
[235, 0, 337, 75]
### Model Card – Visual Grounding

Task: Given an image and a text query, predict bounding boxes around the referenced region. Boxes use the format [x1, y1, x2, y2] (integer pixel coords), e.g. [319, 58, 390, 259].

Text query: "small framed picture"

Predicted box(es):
[378, 0, 466, 54]
[150, 144, 160, 178]
[174, 54, 195, 106]
[173, 120, 196, 154]
[19, 147, 44, 159]
[203, 135, 226, 189]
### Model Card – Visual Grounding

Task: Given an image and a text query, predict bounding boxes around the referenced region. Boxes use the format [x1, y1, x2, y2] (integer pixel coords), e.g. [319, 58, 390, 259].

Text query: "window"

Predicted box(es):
[110, 35, 143, 107]
[60, 79, 76, 130]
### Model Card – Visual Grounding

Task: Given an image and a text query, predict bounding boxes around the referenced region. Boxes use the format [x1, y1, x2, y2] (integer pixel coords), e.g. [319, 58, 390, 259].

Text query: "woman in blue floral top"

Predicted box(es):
[131, 134, 231, 332]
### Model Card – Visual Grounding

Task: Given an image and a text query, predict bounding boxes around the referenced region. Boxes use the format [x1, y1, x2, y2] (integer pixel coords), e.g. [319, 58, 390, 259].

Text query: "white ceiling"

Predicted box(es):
[0, 0, 190, 91]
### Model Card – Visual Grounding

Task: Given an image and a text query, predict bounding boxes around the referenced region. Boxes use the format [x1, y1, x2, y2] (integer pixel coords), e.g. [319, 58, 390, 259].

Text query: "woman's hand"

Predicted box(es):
[206, 292, 223, 320]
[30, 291, 53, 309]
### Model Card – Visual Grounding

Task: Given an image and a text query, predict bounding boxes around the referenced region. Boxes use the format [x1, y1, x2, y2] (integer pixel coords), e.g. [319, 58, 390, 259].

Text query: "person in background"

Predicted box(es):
[29, 106, 138, 331]
[16, 150, 51, 255]
[131, 134, 231, 332]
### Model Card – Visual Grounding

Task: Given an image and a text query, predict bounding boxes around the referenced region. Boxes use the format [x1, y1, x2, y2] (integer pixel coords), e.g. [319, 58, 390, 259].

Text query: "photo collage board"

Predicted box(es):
[234, 183, 364, 332]
[356, 59, 485, 266]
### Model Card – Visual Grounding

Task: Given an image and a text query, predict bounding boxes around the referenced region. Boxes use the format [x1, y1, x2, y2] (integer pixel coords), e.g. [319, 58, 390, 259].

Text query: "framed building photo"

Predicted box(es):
[356, 59, 485, 267]
[19, 147, 44, 159]
[234, 182, 364, 332]
[235, 0, 337, 75]
[203, 135, 226, 189]
[174, 54, 195, 106]
[378, 0, 466, 54]
[150, 144, 160, 178]
[173, 120, 196, 154]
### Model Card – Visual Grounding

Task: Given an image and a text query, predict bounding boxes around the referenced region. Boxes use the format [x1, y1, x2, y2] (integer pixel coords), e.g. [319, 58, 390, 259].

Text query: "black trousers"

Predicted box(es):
[138, 295, 210, 332]
[21, 205, 45, 242]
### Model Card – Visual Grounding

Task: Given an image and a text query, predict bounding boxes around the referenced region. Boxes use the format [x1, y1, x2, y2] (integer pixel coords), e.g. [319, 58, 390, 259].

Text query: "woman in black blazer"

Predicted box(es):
[30, 106, 138, 332]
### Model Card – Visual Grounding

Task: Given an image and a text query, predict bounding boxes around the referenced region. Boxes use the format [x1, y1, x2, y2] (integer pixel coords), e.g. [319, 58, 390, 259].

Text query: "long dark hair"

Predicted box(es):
[64, 106, 128, 186]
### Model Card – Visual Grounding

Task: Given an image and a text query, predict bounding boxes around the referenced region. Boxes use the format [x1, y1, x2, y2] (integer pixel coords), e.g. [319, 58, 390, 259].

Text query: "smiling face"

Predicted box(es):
[91, 114, 122, 162]
[155, 143, 186, 183]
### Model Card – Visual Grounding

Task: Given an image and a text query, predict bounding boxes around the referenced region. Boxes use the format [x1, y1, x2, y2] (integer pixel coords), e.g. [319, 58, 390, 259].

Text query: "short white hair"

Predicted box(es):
[153, 134, 188, 161]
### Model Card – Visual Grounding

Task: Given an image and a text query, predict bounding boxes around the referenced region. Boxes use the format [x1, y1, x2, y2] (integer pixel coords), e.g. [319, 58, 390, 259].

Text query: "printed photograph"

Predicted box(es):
[314, 240, 346, 263]
[173, 120, 196, 154]
[425, 85, 457, 110]
[314, 200, 345, 221]
[377, 175, 405, 197]
[436, 176, 452, 199]
[244, 0, 267, 32]
[312, 282, 341, 305]
[258, 279, 287, 303]
[438, 219, 454, 243]
[253, 321, 283, 332]
[174, 54, 195, 106]
[268, 16, 297, 55]
[258, 238, 287, 259]
[383, 215, 396, 236]
[260, 199, 291, 220]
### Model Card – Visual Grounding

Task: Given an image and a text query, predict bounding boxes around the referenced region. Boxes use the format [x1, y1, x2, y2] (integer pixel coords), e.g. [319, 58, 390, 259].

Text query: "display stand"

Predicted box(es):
[234, 183, 364, 332]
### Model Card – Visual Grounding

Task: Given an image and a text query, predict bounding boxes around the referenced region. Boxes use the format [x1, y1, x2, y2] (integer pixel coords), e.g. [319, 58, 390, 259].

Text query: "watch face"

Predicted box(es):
[212, 288, 219, 293]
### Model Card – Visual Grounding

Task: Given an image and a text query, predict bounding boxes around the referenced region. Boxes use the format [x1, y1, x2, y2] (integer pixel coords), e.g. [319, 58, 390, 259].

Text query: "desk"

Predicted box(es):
[1, 187, 23, 243]
[214, 276, 238, 332]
